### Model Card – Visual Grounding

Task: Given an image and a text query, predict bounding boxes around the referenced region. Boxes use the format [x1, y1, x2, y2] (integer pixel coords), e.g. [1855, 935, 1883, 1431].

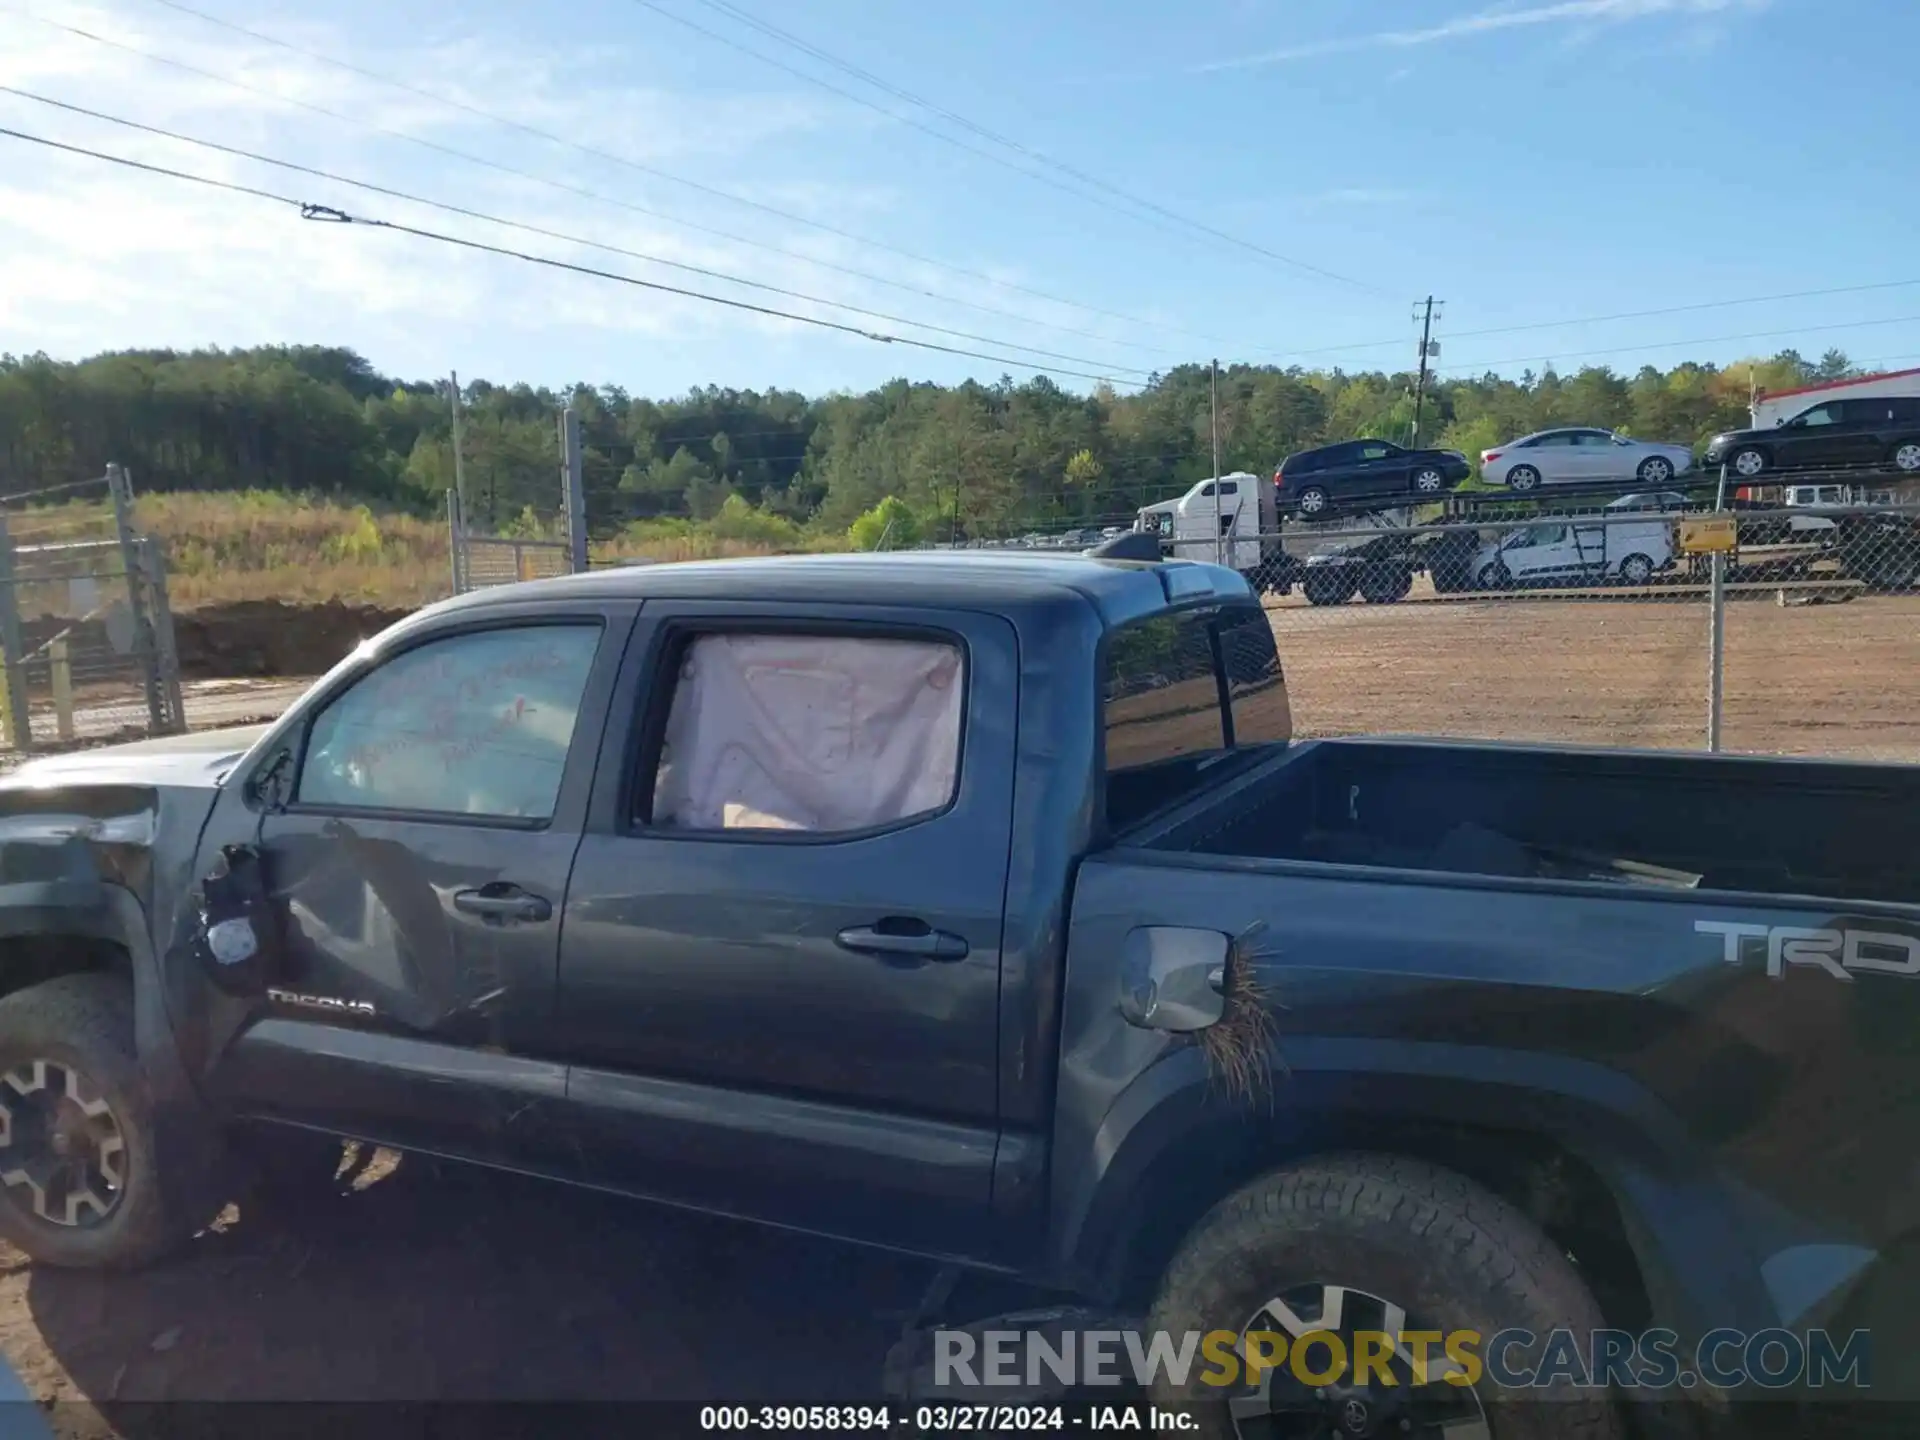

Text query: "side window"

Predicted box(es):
[646, 632, 964, 834]
[1796, 404, 1838, 427]
[1357, 444, 1391, 461]
[298, 624, 602, 820]
[1890, 398, 1920, 422]
[1198, 483, 1216, 497]
[1217, 480, 1239, 496]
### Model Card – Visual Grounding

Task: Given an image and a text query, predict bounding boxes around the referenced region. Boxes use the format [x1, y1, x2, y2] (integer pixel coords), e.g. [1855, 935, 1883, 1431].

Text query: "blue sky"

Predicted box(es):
[2, 0, 1917, 398]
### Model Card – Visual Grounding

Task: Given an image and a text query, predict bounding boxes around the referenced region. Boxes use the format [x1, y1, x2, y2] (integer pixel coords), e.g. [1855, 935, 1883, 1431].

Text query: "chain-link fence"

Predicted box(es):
[0, 465, 185, 754]
[942, 465, 1920, 764]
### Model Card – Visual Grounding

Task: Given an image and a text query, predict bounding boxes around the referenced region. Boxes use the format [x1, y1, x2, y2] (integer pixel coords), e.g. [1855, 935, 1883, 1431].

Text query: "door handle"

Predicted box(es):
[835, 921, 969, 962]
[453, 887, 552, 923]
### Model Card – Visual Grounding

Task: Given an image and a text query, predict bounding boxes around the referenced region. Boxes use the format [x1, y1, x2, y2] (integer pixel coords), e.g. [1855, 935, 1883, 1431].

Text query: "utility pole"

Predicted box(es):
[1210, 358, 1223, 565]
[447, 371, 470, 528]
[1410, 297, 1443, 447]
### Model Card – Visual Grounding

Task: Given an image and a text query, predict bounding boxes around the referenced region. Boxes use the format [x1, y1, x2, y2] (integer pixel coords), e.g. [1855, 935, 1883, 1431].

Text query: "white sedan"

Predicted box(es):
[1481, 428, 1695, 491]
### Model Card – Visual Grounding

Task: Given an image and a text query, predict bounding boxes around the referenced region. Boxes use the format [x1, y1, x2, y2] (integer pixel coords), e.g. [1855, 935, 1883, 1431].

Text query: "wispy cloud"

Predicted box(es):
[1188, 0, 1768, 74]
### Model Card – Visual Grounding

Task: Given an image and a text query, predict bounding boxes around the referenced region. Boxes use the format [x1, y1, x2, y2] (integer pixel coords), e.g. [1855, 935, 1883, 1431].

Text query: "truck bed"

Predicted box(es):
[1139, 737, 1920, 907]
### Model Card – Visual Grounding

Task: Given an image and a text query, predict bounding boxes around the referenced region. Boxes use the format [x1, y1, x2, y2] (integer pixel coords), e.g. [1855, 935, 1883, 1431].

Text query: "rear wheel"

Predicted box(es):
[1294, 486, 1331, 518]
[1505, 465, 1541, 492]
[1358, 564, 1413, 604]
[1618, 553, 1655, 586]
[1147, 1154, 1623, 1439]
[1893, 441, 1920, 474]
[1302, 569, 1358, 606]
[0, 975, 201, 1268]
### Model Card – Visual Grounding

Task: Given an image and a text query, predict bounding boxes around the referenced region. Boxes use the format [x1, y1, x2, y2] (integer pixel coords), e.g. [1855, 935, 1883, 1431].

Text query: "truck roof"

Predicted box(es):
[427, 550, 1254, 630]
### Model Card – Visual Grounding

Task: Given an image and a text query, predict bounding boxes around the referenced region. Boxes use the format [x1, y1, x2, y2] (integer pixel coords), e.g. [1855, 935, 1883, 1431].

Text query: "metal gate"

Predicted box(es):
[0, 464, 185, 753]
[445, 405, 589, 595]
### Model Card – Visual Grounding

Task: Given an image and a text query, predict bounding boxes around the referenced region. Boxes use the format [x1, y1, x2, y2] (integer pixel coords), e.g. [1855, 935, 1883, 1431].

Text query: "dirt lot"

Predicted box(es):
[1270, 582, 1920, 761]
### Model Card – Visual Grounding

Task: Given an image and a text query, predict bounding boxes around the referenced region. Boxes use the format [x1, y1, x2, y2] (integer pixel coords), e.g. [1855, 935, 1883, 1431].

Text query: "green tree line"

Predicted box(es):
[0, 343, 1862, 542]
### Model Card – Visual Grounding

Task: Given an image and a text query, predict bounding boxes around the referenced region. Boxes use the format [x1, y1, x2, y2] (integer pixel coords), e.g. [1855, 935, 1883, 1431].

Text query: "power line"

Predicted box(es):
[631, 0, 1397, 298]
[1263, 277, 1920, 362]
[0, 123, 1144, 387]
[0, 86, 1154, 378]
[103, 0, 1229, 355]
[1435, 313, 1920, 377]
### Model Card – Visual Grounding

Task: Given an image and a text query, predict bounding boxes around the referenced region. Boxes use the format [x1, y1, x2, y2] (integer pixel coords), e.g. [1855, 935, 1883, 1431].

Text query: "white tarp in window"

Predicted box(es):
[652, 633, 963, 832]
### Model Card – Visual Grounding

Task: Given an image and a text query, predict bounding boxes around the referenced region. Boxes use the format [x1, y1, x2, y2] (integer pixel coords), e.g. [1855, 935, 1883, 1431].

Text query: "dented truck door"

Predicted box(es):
[203, 600, 636, 1169]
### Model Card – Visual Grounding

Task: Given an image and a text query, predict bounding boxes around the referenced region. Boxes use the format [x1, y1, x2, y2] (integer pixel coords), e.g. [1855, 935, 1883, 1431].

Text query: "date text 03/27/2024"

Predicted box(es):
[697, 1404, 1194, 1431]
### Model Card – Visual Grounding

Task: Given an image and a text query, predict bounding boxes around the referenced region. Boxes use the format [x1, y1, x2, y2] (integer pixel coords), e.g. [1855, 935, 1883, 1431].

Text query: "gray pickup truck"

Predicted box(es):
[0, 551, 1914, 1437]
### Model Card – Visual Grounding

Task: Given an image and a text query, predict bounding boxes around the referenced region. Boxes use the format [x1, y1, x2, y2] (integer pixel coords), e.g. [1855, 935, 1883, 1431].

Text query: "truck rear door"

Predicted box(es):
[553, 600, 1018, 1255]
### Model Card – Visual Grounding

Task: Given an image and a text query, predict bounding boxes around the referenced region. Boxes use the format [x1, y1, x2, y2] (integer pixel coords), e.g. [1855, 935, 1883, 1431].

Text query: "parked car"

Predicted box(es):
[6, 551, 1920, 1437]
[1606, 490, 1694, 513]
[1273, 438, 1469, 516]
[1481, 428, 1695, 491]
[1703, 395, 1920, 480]
[1472, 516, 1674, 588]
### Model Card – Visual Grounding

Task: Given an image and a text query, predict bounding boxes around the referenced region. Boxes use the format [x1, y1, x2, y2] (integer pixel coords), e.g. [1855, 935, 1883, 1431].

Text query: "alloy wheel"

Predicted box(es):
[0, 1058, 127, 1228]
[1226, 1283, 1492, 1439]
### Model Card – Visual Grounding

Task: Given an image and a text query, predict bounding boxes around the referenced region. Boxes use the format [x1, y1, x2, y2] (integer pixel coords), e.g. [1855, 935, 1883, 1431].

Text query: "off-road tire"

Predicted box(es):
[0, 974, 198, 1268]
[1147, 1152, 1624, 1439]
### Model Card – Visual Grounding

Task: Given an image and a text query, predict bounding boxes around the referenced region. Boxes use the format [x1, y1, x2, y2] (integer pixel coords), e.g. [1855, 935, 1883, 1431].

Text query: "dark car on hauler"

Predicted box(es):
[0, 551, 1914, 1437]
[1274, 438, 1471, 517]
[1703, 394, 1920, 482]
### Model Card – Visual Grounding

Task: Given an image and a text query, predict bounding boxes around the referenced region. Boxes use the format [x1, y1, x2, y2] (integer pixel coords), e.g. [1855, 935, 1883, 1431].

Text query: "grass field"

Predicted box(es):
[9, 491, 811, 611]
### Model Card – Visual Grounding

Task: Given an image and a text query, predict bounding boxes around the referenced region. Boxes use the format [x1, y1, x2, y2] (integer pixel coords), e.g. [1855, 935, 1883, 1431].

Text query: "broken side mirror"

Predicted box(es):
[246, 749, 293, 815]
[1118, 926, 1230, 1031]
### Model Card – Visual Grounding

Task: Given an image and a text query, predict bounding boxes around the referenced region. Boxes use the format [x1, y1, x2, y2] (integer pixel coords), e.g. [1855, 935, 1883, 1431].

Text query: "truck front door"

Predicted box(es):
[204, 602, 634, 1169]
[555, 602, 1017, 1255]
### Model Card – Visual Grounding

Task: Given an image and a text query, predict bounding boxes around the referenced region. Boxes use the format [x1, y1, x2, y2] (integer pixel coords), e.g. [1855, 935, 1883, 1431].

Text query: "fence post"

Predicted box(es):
[0, 512, 30, 752]
[561, 406, 587, 574]
[106, 464, 165, 735]
[1706, 463, 1728, 752]
[139, 535, 186, 734]
[50, 637, 73, 742]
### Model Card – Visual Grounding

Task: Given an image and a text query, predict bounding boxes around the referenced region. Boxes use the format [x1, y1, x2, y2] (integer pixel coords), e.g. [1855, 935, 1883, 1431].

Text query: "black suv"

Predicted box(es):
[1704, 395, 1920, 481]
[1274, 439, 1470, 517]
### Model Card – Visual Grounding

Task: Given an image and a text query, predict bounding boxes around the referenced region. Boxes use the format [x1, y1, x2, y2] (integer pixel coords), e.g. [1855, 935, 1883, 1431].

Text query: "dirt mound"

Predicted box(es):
[171, 600, 413, 679]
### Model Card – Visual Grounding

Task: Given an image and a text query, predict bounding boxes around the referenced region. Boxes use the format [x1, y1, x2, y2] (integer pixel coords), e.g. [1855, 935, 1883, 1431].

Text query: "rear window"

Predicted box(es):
[1101, 604, 1291, 831]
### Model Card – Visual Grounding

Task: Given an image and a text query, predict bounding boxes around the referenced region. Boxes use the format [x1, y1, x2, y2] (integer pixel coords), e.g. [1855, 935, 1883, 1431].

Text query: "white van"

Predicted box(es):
[1472, 517, 1674, 588]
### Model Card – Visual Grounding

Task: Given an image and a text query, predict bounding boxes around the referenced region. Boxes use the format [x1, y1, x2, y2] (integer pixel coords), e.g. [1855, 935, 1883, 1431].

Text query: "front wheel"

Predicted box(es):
[0, 975, 203, 1268]
[1477, 562, 1512, 590]
[1636, 456, 1674, 485]
[1411, 467, 1447, 496]
[1147, 1154, 1623, 1439]
[1730, 447, 1767, 480]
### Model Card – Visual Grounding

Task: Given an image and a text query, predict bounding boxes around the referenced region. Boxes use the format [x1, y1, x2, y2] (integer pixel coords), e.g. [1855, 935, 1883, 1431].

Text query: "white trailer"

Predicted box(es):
[1134, 471, 1280, 573]
[1751, 367, 1920, 431]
